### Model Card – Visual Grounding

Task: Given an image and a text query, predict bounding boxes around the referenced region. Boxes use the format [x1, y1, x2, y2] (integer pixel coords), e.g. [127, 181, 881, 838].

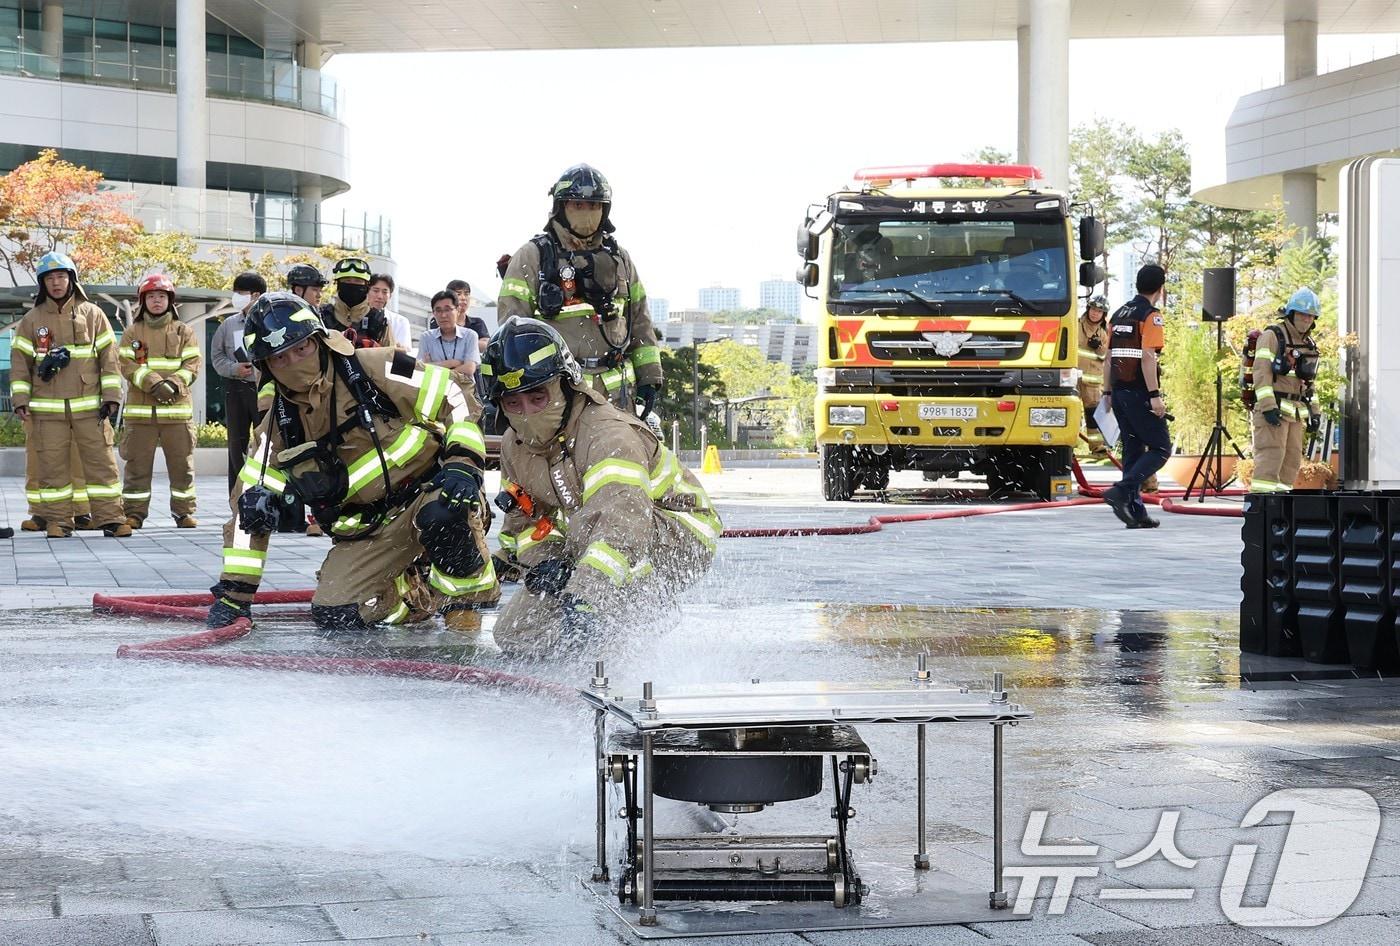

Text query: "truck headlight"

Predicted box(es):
[1029, 408, 1067, 427]
[828, 406, 867, 425]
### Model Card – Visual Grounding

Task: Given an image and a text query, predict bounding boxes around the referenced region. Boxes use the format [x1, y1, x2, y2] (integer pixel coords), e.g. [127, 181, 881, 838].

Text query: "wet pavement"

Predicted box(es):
[4, 468, 1398, 945]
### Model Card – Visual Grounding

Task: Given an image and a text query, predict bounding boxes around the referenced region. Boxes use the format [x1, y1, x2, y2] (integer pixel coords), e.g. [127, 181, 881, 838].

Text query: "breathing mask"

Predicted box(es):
[337, 281, 370, 308]
[504, 379, 569, 449]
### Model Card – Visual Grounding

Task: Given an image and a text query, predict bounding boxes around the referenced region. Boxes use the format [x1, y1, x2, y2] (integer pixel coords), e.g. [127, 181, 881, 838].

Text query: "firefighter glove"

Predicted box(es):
[36, 346, 71, 381]
[151, 379, 180, 403]
[99, 401, 120, 422]
[432, 462, 482, 507]
[1264, 408, 1282, 427]
[636, 384, 659, 419]
[1307, 413, 1322, 434]
[525, 558, 574, 597]
[558, 594, 601, 648]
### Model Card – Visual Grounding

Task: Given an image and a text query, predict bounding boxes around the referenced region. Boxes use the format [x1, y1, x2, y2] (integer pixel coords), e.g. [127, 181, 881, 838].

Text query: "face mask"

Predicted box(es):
[563, 205, 604, 237]
[337, 282, 369, 308]
[231, 292, 252, 312]
[504, 384, 568, 449]
[271, 348, 328, 393]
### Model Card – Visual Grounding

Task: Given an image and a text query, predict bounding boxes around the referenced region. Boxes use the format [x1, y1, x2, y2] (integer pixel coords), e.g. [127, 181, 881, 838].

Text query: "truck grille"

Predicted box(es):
[868, 332, 1028, 362]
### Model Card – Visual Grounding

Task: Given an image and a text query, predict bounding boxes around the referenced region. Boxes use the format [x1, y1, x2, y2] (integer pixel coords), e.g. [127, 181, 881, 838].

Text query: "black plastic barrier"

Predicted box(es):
[1242, 491, 1400, 670]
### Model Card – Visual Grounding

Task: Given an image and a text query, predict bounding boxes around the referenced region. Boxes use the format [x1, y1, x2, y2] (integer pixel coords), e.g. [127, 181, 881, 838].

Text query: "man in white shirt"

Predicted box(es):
[368, 273, 413, 353]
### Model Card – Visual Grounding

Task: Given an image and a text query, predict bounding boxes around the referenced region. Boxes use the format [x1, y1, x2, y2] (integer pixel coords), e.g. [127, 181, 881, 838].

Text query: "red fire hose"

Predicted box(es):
[1160, 498, 1245, 518]
[721, 496, 1103, 538]
[1070, 458, 1249, 500]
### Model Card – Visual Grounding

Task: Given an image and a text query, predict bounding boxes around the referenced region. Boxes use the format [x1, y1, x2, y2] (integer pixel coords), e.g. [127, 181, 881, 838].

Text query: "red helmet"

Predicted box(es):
[139, 273, 175, 299]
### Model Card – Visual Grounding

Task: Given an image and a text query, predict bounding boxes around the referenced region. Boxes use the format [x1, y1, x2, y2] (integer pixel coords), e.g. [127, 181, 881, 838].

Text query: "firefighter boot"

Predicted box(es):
[175, 515, 198, 529]
[21, 517, 46, 532]
[103, 522, 134, 538]
[125, 516, 144, 530]
[1143, 475, 1160, 494]
[442, 604, 483, 634]
[46, 523, 73, 539]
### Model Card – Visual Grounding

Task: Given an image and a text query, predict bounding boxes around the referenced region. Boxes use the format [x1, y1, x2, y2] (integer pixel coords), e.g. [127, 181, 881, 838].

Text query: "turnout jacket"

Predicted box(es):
[498, 220, 662, 395]
[8, 291, 120, 418]
[321, 298, 391, 347]
[1252, 319, 1321, 422]
[1077, 316, 1108, 388]
[223, 349, 488, 582]
[497, 387, 721, 606]
[118, 316, 201, 423]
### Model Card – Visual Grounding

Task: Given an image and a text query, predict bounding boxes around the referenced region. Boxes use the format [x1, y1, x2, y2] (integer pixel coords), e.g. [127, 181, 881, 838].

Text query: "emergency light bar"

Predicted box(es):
[853, 163, 1044, 186]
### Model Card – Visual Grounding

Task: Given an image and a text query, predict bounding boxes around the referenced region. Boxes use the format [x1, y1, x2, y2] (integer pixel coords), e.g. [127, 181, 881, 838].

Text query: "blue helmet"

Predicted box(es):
[35, 252, 77, 279]
[1284, 287, 1321, 318]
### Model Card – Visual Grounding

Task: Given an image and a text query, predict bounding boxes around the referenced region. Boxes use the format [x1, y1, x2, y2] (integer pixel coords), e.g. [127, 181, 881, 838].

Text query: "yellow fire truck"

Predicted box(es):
[798, 163, 1105, 501]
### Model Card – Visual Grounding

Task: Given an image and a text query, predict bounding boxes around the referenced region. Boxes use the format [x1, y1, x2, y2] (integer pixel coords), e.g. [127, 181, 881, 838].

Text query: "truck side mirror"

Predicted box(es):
[797, 262, 819, 288]
[1079, 261, 1106, 288]
[796, 223, 818, 261]
[1079, 217, 1105, 261]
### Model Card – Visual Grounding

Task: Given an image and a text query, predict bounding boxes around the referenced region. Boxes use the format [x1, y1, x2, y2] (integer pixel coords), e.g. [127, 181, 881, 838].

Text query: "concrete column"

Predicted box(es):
[1016, 25, 1031, 164]
[296, 179, 323, 247]
[1026, 0, 1070, 190]
[296, 41, 324, 69]
[40, 2, 61, 67]
[175, 0, 208, 190]
[1282, 170, 1318, 242]
[295, 41, 324, 111]
[1282, 14, 1318, 240]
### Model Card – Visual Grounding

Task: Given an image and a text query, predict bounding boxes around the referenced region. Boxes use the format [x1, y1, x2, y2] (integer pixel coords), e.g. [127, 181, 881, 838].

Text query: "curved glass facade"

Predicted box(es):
[0, 4, 340, 117]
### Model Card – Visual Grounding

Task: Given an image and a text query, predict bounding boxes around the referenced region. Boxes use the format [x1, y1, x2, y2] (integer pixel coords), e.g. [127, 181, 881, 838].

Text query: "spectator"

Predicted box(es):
[368, 273, 413, 353]
[210, 271, 266, 492]
[446, 279, 490, 356]
[419, 289, 481, 412]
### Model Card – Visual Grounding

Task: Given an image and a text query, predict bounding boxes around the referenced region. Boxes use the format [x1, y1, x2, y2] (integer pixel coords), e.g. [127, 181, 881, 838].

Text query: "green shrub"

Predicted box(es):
[0, 416, 24, 447]
[196, 422, 228, 447]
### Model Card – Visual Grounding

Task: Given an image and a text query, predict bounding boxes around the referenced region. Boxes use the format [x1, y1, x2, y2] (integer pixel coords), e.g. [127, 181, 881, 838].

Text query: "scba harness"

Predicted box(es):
[240, 350, 427, 537]
[1239, 322, 1320, 411]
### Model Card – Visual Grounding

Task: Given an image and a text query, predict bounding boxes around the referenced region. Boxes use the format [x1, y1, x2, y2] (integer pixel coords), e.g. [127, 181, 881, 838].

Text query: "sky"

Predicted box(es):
[322, 33, 1400, 318]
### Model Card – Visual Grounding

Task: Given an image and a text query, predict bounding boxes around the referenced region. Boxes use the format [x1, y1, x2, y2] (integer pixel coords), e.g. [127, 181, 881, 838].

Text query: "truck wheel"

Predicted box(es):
[1029, 447, 1074, 501]
[860, 455, 891, 491]
[821, 445, 856, 501]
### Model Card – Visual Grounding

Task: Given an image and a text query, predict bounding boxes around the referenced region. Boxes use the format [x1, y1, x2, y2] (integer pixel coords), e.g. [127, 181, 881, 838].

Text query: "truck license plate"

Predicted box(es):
[919, 404, 978, 420]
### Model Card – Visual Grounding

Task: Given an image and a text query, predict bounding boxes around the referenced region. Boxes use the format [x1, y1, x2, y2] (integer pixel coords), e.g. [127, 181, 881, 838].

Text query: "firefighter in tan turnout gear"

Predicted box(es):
[9, 252, 131, 538]
[207, 292, 497, 631]
[498, 164, 663, 417]
[485, 318, 720, 657]
[119, 274, 201, 528]
[320, 256, 392, 349]
[1250, 288, 1323, 493]
[1077, 294, 1111, 460]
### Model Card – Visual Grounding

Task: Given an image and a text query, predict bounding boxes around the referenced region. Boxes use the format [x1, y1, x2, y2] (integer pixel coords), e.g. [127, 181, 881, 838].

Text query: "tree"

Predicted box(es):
[939, 146, 1016, 188]
[1070, 118, 1143, 285]
[658, 346, 726, 449]
[709, 307, 796, 325]
[1124, 129, 1194, 272]
[0, 149, 139, 284]
[108, 231, 225, 289]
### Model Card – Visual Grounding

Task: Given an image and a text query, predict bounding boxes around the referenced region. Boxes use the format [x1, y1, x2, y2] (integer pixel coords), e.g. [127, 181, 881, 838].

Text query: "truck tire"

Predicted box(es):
[1028, 447, 1073, 501]
[859, 453, 891, 491]
[821, 444, 856, 501]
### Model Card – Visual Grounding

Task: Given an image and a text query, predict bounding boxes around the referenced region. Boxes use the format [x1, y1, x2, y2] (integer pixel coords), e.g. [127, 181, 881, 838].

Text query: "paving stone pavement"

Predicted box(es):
[4, 467, 1394, 946]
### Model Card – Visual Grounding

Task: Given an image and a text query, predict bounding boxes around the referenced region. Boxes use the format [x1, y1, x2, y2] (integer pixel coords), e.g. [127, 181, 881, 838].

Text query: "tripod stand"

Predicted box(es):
[1184, 319, 1246, 500]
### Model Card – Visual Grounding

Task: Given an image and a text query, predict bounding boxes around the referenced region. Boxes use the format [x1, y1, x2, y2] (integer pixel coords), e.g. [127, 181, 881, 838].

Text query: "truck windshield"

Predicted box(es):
[828, 217, 1070, 313]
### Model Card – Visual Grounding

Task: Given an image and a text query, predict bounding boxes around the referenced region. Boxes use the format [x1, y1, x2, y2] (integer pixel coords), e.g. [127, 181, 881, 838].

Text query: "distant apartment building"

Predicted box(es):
[758, 278, 803, 319]
[698, 285, 741, 312]
[650, 296, 670, 323]
[661, 319, 816, 370]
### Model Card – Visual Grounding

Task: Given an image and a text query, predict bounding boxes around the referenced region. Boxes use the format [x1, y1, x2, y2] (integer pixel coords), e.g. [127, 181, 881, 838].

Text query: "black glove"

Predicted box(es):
[557, 594, 601, 648]
[431, 462, 482, 507]
[492, 551, 525, 584]
[525, 558, 574, 597]
[99, 402, 120, 422]
[635, 384, 659, 419]
[1264, 408, 1282, 427]
[1307, 413, 1322, 434]
[37, 346, 71, 381]
[151, 379, 180, 403]
[1087, 336, 1102, 351]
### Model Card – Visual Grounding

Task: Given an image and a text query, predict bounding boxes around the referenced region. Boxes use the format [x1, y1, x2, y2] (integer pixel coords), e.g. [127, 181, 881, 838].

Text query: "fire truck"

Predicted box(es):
[798, 163, 1105, 501]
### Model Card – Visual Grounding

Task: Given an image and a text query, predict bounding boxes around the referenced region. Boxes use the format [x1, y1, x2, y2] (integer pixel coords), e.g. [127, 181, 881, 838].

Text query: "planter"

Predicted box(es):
[1294, 462, 1338, 490]
[1161, 454, 1238, 487]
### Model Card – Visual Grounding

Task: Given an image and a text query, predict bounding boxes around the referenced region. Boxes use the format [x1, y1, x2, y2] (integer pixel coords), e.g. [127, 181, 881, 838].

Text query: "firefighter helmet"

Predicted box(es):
[549, 163, 613, 233]
[243, 291, 352, 362]
[139, 273, 175, 300]
[1086, 294, 1109, 312]
[36, 252, 77, 279]
[286, 264, 328, 289]
[330, 256, 372, 282]
[479, 317, 583, 403]
[1284, 287, 1321, 318]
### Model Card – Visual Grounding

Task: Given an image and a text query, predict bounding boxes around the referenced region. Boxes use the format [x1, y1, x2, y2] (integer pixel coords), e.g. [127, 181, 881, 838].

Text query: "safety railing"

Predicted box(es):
[0, 47, 341, 119]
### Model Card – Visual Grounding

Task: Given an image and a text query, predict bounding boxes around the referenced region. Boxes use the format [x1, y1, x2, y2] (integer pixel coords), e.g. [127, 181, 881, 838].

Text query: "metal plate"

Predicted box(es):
[585, 866, 1027, 939]
[609, 725, 870, 757]
[581, 680, 1032, 731]
[919, 403, 979, 420]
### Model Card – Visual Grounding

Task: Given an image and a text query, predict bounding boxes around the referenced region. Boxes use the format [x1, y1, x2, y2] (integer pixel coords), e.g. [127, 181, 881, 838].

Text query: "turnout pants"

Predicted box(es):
[224, 380, 259, 493]
[493, 510, 715, 657]
[312, 493, 497, 625]
[25, 439, 90, 521]
[28, 413, 123, 529]
[1251, 412, 1304, 492]
[1078, 382, 1110, 457]
[121, 422, 197, 522]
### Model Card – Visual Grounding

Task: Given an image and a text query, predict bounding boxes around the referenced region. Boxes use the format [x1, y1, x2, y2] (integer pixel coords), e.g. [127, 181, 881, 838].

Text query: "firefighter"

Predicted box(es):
[9, 253, 131, 538]
[207, 292, 496, 631]
[320, 256, 391, 348]
[118, 274, 201, 529]
[1251, 288, 1323, 492]
[484, 318, 720, 657]
[1101, 265, 1170, 530]
[20, 444, 89, 532]
[498, 164, 662, 417]
[1077, 294, 1112, 461]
